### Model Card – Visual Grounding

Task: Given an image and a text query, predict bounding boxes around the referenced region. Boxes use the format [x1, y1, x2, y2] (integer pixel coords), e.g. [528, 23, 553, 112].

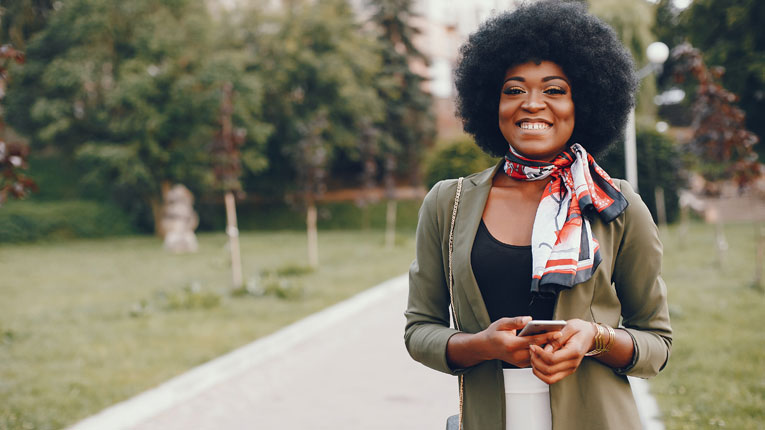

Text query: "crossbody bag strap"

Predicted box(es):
[448, 177, 464, 430]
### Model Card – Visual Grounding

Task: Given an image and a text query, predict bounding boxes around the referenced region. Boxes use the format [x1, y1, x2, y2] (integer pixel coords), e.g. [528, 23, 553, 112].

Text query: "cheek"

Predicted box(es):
[498, 102, 517, 127]
[558, 102, 575, 127]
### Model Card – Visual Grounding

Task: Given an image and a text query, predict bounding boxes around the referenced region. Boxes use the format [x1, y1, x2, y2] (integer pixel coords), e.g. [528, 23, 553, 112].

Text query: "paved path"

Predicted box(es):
[68, 275, 663, 430]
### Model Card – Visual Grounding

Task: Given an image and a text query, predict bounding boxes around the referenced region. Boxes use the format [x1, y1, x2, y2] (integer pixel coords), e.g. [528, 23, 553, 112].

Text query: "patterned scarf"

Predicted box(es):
[503, 143, 628, 296]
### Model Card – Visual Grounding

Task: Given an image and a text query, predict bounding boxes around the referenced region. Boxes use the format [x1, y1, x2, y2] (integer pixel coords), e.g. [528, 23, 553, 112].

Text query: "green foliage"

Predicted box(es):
[242, 0, 384, 198]
[368, 0, 436, 184]
[589, 0, 659, 121]
[423, 137, 498, 189]
[0, 0, 54, 48]
[655, 0, 765, 160]
[0, 200, 134, 242]
[598, 129, 685, 223]
[23, 154, 92, 201]
[196, 199, 421, 232]
[4, 0, 270, 229]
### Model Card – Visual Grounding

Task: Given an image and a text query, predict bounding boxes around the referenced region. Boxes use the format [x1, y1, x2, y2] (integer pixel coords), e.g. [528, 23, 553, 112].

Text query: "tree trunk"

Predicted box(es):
[385, 199, 397, 249]
[654, 186, 667, 235]
[754, 223, 764, 292]
[307, 200, 319, 269]
[225, 191, 243, 288]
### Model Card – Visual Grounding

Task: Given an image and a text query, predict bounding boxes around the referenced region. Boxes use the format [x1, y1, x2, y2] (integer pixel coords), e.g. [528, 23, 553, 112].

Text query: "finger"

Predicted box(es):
[494, 316, 532, 331]
[531, 366, 554, 385]
[550, 343, 584, 362]
[530, 344, 557, 365]
[556, 324, 579, 346]
[534, 367, 573, 385]
[527, 331, 563, 347]
[530, 357, 575, 384]
[531, 351, 579, 378]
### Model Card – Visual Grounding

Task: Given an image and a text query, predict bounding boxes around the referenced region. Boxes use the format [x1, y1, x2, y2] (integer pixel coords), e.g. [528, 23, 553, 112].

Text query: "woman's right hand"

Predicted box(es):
[447, 316, 562, 369]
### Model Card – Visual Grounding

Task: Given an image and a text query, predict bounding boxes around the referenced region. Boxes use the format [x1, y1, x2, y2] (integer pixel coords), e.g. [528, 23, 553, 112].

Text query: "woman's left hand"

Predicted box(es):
[528, 319, 596, 384]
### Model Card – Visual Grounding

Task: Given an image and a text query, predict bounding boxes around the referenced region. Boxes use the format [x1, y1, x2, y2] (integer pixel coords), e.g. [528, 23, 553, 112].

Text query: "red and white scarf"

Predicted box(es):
[504, 143, 628, 296]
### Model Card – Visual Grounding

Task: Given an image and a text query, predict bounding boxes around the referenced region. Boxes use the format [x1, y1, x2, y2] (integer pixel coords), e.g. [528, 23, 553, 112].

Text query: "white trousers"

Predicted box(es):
[503, 368, 552, 430]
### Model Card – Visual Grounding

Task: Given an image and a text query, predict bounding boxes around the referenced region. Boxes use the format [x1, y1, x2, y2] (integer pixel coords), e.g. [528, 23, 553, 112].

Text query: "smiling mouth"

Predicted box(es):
[517, 121, 552, 130]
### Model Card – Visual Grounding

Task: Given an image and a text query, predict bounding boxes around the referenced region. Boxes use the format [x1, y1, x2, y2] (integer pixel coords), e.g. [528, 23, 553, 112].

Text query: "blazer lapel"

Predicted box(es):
[452, 162, 503, 331]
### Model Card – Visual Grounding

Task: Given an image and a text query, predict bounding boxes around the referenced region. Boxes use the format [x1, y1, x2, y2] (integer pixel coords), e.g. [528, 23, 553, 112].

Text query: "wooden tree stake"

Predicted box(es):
[225, 191, 243, 287]
[385, 199, 397, 249]
[307, 201, 319, 268]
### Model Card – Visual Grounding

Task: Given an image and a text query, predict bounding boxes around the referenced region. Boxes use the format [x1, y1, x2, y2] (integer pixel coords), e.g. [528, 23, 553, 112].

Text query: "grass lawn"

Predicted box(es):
[1, 221, 763, 430]
[652, 221, 765, 429]
[0, 230, 416, 430]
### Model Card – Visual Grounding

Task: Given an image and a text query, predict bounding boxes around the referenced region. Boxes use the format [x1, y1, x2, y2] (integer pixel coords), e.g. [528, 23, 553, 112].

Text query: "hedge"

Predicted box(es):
[0, 200, 135, 243]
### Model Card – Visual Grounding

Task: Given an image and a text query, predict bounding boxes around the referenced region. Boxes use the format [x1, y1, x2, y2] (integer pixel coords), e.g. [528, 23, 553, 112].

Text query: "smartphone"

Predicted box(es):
[518, 320, 567, 337]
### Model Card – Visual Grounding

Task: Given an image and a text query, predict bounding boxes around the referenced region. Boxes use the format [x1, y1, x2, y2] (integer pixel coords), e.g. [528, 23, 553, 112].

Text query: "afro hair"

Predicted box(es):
[454, 0, 638, 157]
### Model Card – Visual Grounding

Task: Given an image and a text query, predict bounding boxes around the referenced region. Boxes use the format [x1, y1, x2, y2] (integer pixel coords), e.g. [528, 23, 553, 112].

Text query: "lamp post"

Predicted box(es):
[625, 41, 669, 192]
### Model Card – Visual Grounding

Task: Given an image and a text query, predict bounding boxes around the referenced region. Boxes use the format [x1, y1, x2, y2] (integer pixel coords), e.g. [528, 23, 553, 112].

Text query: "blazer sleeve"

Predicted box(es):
[404, 180, 463, 375]
[612, 180, 673, 378]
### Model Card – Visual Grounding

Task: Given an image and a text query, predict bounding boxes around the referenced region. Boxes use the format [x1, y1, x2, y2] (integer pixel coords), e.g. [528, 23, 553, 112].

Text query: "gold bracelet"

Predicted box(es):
[585, 323, 614, 357]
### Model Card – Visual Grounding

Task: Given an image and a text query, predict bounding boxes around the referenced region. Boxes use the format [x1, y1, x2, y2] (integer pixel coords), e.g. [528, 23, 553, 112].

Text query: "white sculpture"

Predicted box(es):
[161, 184, 199, 253]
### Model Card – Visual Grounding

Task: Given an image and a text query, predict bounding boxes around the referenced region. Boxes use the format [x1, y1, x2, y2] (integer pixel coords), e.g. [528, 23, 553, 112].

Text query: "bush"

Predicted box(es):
[0, 200, 135, 243]
[422, 136, 498, 189]
[597, 129, 685, 223]
[196, 200, 422, 232]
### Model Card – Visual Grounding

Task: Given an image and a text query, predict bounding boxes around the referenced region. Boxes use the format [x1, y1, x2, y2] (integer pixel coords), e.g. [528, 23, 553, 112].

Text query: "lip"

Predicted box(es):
[515, 118, 553, 127]
[515, 118, 553, 133]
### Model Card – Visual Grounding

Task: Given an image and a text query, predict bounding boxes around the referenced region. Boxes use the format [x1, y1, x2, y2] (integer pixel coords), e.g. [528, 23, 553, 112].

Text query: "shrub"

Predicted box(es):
[422, 136, 498, 189]
[597, 129, 685, 223]
[196, 200, 422, 232]
[0, 200, 135, 243]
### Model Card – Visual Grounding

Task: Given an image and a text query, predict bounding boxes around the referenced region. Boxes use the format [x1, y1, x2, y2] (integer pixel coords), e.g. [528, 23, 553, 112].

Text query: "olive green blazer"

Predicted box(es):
[404, 163, 672, 430]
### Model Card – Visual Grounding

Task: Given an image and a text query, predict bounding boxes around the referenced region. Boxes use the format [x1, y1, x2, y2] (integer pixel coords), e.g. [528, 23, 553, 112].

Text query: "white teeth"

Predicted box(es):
[520, 122, 550, 130]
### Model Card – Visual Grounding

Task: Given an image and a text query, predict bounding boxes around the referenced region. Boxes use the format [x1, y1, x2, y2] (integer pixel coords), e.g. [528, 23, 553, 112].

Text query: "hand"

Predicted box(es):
[529, 319, 597, 384]
[481, 316, 563, 368]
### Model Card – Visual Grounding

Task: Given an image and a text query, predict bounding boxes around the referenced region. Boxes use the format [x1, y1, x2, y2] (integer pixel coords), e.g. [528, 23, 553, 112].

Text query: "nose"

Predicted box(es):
[521, 91, 545, 112]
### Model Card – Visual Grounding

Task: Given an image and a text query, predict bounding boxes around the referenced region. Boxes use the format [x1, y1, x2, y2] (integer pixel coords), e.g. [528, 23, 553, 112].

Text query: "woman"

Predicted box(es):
[404, 2, 672, 429]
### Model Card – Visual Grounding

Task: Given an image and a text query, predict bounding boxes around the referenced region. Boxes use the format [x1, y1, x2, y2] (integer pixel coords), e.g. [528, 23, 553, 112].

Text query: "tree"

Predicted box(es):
[4, 0, 269, 233]
[655, 0, 765, 160]
[211, 82, 247, 285]
[241, 0, 384, 266]
[598, 128, 684, 223]
[0, 44, 35, 206]
[589, 0, 660, 124]
[0, 0, 55, 48]
[671, 42, 760, 189]
[368, 0, 435, 248]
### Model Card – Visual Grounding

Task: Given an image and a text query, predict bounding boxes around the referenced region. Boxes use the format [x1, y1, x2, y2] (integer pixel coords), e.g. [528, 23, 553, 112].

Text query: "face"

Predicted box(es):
[498, 61, 575, 161]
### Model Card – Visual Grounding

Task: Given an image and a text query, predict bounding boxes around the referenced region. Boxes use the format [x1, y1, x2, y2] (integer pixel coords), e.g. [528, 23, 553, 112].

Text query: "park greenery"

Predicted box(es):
[1, 1, 764, 429]
[0, 0, 434, 236]
[655, 0, 764, 160]
[2, 221, 763, 429]
[0, 229, 420, 430]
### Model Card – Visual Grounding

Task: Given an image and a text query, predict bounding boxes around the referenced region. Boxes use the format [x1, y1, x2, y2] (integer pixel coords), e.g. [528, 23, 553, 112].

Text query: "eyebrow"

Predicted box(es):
[503, 75, 570, 84]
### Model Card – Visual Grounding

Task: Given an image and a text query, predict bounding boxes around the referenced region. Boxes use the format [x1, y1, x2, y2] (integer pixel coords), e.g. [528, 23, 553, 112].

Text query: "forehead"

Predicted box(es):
[503, 61, 570, 83]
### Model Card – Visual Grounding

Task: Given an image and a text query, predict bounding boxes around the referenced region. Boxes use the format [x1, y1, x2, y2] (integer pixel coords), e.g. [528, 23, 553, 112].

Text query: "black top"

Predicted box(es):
[471, 219, 556, 368]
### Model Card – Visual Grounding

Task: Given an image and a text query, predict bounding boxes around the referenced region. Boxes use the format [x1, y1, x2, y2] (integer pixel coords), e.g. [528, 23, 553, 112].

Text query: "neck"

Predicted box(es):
[492, 169, 550, 193]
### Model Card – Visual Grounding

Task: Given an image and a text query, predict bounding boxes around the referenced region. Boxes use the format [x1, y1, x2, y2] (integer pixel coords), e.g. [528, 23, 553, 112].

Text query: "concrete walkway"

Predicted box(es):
[68, 275, 663, 430]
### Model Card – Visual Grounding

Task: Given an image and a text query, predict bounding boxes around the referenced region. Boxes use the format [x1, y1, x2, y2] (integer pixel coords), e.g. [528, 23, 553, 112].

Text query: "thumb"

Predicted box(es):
[495, 316, 532, 331]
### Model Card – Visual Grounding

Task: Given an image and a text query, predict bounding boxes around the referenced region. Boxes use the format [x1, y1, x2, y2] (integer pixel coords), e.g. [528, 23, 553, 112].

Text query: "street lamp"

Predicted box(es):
[625, 41, 669, 192]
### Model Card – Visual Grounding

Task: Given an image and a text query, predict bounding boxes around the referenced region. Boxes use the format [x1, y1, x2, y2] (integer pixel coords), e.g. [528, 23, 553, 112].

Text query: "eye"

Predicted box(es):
[502, 86, 525, 95]
[544, 86, 567, 95]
